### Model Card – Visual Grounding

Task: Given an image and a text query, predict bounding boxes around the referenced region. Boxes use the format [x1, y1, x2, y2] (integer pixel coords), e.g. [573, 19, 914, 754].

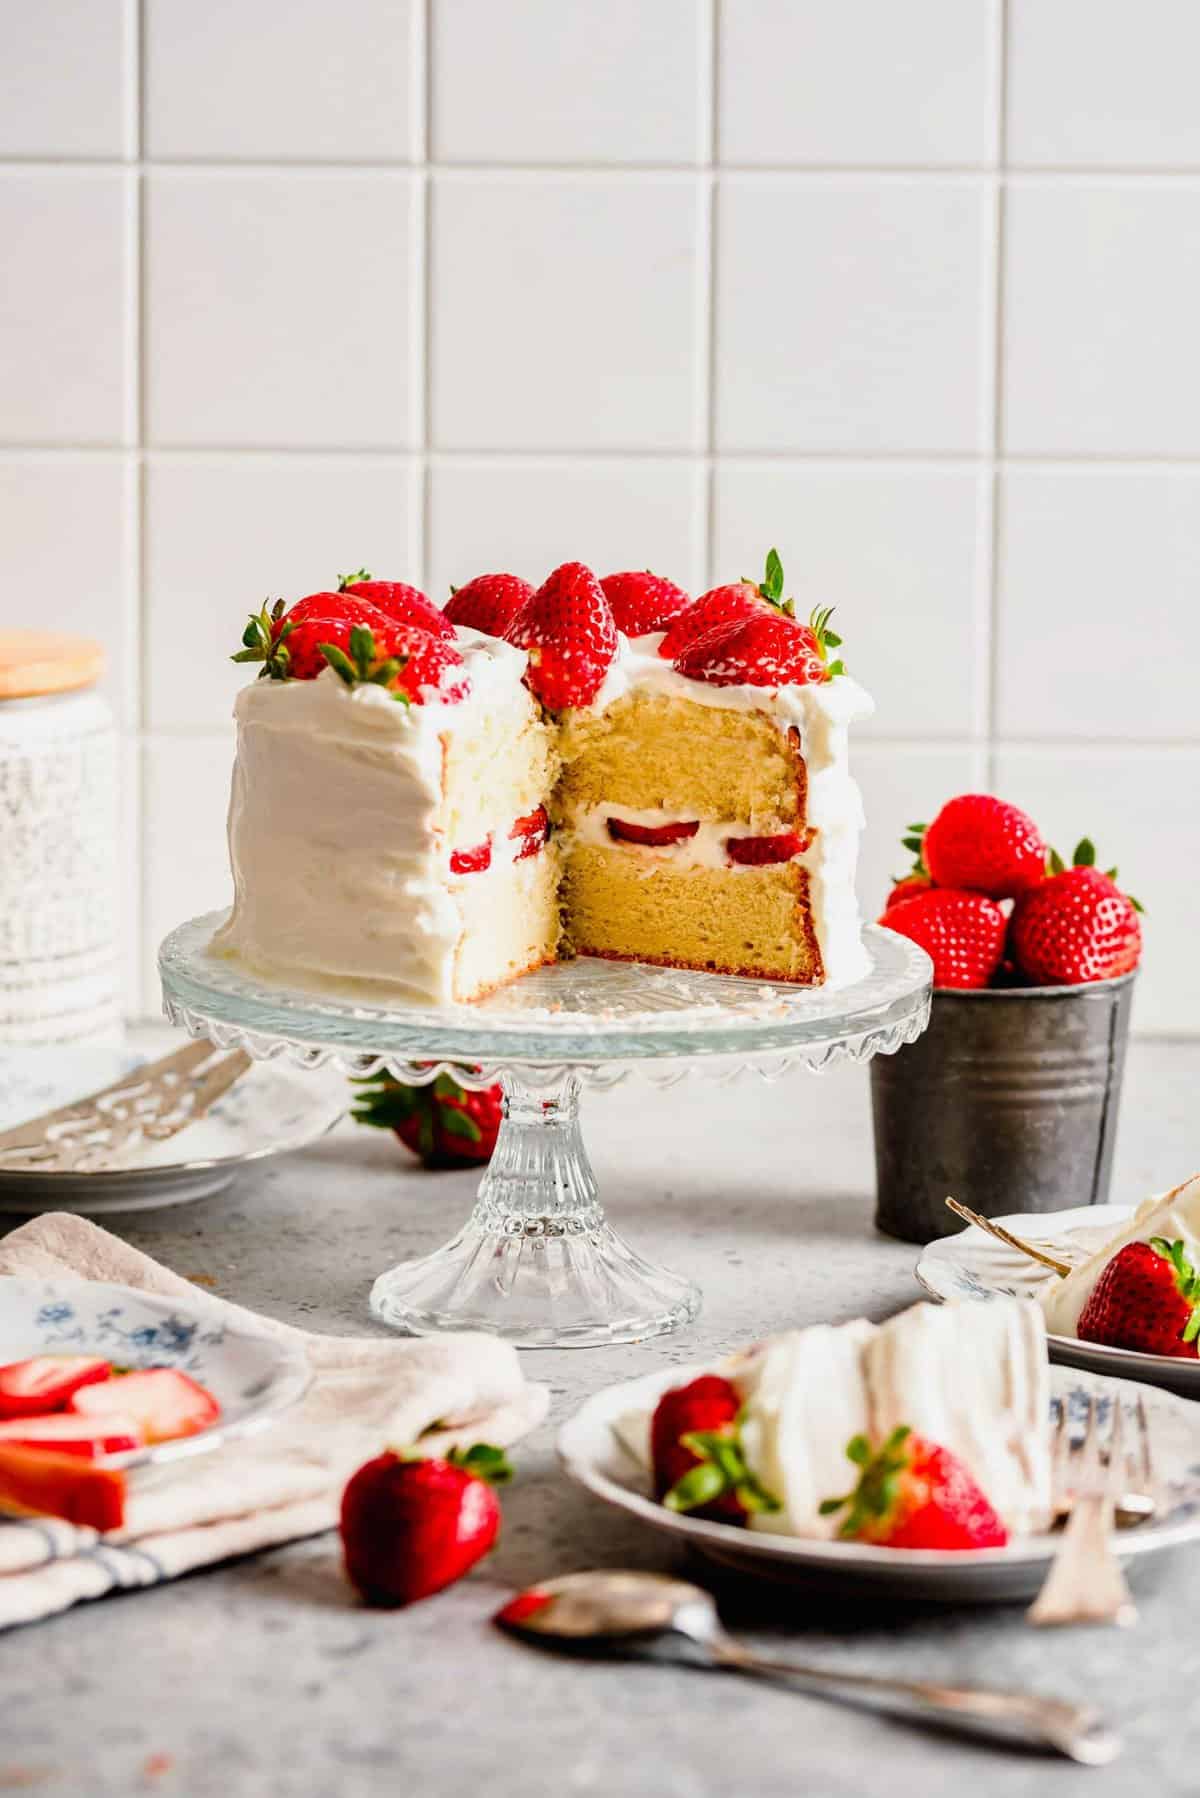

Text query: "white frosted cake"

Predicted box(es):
[213, 560, 874, 1005]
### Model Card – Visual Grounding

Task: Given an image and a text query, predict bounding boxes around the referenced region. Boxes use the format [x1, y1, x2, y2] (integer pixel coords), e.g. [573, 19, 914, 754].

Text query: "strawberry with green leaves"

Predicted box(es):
[233, 591, 393, 681]
[341, 1442, 512, 1606]
[658, 548, 794, 661]
[1010, 840, 1143, 986]
[819, 1427, 1007, 1551]
[352, 1068, 502, 1169]
[1077, 1237, 1200, 1357]
[651, 1375, 780, 1525]
[320, 622, 470, 706]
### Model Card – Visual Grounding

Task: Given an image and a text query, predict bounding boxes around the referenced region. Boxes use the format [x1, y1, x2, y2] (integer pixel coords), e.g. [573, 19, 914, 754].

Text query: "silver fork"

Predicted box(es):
[1027, 1392, 1149, 1628]
[0, 1039, 252, 1173]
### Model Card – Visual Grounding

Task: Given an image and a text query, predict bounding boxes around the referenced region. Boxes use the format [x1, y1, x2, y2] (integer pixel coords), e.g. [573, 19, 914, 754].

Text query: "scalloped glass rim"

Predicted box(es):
[159, 915, 932, 1073]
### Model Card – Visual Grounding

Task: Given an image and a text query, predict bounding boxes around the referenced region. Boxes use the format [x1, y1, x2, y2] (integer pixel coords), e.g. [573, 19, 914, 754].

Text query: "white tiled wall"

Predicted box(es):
[1, 0, 1197, 1035]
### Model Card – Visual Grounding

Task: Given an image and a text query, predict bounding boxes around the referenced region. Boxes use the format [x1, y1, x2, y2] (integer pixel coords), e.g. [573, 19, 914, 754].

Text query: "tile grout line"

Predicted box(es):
[133, 0, 150, 1018]
[419, 0, 432, 587]
[702, 0, 719, 586]
[983, 0, 1010, 791]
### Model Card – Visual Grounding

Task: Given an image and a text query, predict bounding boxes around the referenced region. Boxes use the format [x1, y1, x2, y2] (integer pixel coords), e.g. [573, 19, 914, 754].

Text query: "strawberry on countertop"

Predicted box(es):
[600, 570, 691, 638]
[878, 887, 1007, 990]
[0, 1355, 111, 1419]
[1010, 840, 1142, 986]
[337, 569, 456, 640]
[819, 1427, 1008, 1551]
[341, 1442, 511, 1606]
[651, 1375, 779, 1525]
[352, 1068, 502, 1169]
[508, 561, 618, 710]
[320, 623, 470, 706]
[444, 573, 534, 639]
[1077, 1238, 1200, 1358]
[918, 796, 1046, 901]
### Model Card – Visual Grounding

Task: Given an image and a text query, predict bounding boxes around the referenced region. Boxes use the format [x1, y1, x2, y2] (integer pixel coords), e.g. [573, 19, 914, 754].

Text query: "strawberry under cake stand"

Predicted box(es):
[159, 917, 931, 1349]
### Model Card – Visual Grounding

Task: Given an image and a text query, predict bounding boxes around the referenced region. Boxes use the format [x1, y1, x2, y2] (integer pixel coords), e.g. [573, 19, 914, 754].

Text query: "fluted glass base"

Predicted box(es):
[369, 1073, 700, 1348]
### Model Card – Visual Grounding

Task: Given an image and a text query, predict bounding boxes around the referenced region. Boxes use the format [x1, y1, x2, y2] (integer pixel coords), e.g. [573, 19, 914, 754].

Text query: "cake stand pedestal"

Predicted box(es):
[159, 917, 931, 1349]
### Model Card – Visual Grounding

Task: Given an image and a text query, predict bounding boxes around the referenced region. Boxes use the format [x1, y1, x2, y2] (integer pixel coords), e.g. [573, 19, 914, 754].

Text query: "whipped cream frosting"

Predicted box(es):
[212, 633, 535, 1004]
[1041, 1174, 1200, 1337]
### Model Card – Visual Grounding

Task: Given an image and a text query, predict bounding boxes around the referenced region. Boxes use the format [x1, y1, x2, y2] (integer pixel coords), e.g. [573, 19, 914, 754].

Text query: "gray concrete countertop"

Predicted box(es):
[2, 1039, 1196, 1797]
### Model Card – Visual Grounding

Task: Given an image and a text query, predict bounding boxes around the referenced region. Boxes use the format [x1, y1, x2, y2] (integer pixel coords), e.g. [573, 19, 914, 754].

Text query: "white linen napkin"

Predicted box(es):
[0, 1213, 549, 1630]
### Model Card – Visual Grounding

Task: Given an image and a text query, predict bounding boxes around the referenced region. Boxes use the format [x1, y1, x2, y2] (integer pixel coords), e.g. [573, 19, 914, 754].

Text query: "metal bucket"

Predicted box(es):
[870, 972, 1136, 1244]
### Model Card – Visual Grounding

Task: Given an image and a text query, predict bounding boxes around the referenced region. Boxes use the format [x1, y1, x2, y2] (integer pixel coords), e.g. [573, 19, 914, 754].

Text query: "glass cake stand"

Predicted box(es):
[159, 915, 931, 1349]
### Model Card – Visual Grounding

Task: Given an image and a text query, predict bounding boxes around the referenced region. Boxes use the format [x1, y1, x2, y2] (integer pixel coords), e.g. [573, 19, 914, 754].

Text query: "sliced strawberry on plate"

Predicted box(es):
[509, 805, 550, 860]
[0, 1355, 111, 1419]
[338, 569, 455, 640]
[508, 561, 617, 710]
[725, 830, 811, 866]
[232, 591, 393, 681]
[320, 622, 470, 706]
[599, 571, 691, 638]
[0, 1443, 126, 1532]
[0, 1412, 144, 1459]
[444, 573, 534, 638]
[341, 1443, 512, 1606]
[819, 1427, 1007, 1550]
[71, 1370, 220, 1445]
[607, 817, 700, 847]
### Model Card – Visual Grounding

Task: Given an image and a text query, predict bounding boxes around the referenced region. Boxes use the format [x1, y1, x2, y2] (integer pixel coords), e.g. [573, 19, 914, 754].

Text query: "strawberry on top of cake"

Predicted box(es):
[215, 553, 874, 1005]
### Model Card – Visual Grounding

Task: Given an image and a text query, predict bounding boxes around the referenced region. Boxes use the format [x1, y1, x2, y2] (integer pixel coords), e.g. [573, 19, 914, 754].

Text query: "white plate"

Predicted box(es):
[0, 1277, 310, 1472]
[0, 1044, 346, 1213]
[558, 1359, 1200, 1602]
[915, 1207, 1200, 1397]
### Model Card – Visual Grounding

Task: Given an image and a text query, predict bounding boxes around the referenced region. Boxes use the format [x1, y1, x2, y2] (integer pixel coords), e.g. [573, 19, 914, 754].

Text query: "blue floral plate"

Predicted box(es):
[0, 1278, 311, 1471]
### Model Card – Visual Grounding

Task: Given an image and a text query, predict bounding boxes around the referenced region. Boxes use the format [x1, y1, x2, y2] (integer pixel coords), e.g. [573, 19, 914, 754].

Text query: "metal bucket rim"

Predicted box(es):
[929, 968, 1138, 1002]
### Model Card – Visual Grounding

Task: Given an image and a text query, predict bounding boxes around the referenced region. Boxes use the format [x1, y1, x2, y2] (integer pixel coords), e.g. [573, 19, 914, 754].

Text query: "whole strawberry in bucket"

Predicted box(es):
[352, 1068, 502, 1170]
[873, 795, 1143, 1242]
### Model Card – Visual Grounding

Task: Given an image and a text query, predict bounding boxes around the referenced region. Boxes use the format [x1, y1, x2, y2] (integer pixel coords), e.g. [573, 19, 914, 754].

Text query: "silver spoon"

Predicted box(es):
[496, 1570, 1119, 1767]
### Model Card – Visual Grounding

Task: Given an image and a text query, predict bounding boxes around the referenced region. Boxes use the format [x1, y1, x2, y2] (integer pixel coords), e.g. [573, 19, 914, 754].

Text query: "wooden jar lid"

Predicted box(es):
[0, 631, 106, 700]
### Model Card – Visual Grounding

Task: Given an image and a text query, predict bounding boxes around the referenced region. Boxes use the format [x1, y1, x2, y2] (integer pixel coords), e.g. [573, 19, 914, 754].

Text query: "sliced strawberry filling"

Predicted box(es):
[606, 818, 700, 848]
[726, 830, 812, 867]
[0, 1355, 111, 1419]
[450, 839, 492, 876]
[510, 806, 550, 860]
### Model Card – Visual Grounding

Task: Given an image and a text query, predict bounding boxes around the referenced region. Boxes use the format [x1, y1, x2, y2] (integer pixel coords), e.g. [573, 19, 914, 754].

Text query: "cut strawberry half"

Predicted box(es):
[726, 831, 812, 866]
[0, 1443, 126, 1531]
[0, 1412, 144, 1459]
[0, 1355, 112, 1419]
[70, 1369, 220, 1445]
[607, 818, 700, 848]
[449, 839, 492, 876]
[510, 806, 550, 860]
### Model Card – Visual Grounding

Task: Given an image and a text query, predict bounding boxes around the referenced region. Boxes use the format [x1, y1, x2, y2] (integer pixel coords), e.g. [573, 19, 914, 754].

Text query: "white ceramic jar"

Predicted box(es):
[0, 634, 120, 1045]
